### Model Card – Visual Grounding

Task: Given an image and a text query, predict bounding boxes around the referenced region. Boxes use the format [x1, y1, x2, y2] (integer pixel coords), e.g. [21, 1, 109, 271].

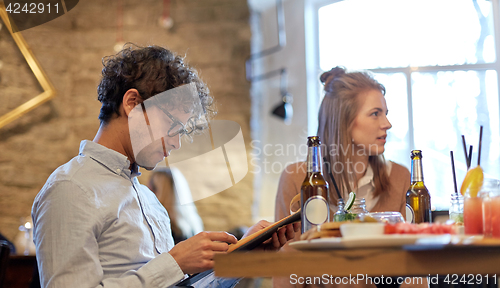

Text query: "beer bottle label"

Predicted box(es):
[304, 196, 329, 224]
[405, 203, 415, 223]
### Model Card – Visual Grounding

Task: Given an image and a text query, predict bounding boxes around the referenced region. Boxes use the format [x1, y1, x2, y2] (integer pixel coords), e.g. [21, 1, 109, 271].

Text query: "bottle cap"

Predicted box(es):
[307, 136, 321, 146]
[410, 150, 422, 159]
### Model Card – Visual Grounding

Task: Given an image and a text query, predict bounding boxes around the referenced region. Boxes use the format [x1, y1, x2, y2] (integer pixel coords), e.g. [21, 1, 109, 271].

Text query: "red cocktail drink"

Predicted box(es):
[480, 179, 500, 238]
[483, 196, 500, 238]
[464, 196, 483, 235]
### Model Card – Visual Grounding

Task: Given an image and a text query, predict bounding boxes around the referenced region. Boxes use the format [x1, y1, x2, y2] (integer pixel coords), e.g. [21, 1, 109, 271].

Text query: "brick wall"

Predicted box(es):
[0, 0, 253, 243]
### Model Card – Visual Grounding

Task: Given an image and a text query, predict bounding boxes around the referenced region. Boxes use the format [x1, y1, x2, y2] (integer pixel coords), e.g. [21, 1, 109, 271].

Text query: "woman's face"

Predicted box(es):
[350, 89, 392, 157]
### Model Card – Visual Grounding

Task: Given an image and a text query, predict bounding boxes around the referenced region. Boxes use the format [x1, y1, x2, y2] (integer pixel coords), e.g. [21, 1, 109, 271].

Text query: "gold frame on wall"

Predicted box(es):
[0, 2, 56, 129]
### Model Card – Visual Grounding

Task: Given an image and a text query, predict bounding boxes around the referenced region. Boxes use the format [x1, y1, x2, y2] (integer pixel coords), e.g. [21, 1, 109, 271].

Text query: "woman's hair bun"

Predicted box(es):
[320, 66, 346, 84]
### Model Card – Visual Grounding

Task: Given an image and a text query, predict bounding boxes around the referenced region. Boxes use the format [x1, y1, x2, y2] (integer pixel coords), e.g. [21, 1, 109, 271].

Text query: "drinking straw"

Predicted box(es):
[468, 145, 473, 169]
[323, 156, 342, 199]
[461, 135, 469, 169]
[450, 151, 458, 194]
[478, 125, 483, 166]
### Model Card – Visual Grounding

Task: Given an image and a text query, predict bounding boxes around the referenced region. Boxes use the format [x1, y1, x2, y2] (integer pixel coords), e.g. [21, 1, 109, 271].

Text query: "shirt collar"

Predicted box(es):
[79, 140, 139, 178]
[352, 160, 392, 211]
[354, 160, 393, 189]
[357, 164, 374, 188]
[358, 161, 392, 187]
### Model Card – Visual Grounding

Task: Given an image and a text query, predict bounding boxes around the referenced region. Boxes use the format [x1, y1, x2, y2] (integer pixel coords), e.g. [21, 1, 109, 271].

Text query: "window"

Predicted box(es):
[310, 0, 500, 210]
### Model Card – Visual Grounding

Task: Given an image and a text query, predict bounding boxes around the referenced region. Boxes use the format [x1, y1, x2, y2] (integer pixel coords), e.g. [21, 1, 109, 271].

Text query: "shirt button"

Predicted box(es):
[116, 169, 121, 174]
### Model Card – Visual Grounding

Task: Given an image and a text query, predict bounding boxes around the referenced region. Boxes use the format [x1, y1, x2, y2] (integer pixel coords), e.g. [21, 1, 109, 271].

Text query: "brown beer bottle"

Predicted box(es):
[301, 136, 330, 233]
[406, 150, 432, 223]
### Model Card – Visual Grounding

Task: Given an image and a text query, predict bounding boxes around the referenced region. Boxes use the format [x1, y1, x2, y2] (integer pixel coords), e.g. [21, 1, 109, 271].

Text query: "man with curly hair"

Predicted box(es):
[32, 44, 298, 288]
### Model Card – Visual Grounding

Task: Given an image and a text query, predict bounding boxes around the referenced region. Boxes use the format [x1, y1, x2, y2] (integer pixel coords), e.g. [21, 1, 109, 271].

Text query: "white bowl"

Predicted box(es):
[340, 223, 385, 238]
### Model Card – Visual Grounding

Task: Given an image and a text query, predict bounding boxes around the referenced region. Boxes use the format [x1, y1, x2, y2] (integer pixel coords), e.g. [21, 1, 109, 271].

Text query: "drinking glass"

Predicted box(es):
[464, 195, 483, 235]
[480, 179, 500, 238]
[364, 212, 405, 223]
[449, 193, 464, 224]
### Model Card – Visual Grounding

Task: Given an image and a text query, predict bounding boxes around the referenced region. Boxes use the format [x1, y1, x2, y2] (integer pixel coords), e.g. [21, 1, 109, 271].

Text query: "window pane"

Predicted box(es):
[318, 0, 496, 70]
[412, 70, 500, 210]
[373, 73, 411, 168]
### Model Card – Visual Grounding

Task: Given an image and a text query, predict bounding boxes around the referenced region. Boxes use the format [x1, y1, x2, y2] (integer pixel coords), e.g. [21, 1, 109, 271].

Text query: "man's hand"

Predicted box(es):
[168, 231, 237, 274]
[242, 220, 300, 251]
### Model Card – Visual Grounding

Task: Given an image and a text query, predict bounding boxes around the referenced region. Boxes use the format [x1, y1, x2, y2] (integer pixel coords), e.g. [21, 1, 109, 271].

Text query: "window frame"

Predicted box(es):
[305, 0, 500, 210]
[307, 0, 500, 139]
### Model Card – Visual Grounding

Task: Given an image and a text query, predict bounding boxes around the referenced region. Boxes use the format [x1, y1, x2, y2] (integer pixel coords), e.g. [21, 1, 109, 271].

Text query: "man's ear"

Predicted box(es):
[122, 89, 142, 117]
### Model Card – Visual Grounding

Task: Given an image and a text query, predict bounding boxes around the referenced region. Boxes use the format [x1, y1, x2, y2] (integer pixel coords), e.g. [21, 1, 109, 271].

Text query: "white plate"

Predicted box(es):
[289, 234, 473, 250]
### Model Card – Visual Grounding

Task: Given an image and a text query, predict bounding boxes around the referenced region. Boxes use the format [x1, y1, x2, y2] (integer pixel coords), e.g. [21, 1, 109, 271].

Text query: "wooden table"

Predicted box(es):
[214, 239, 500, 278]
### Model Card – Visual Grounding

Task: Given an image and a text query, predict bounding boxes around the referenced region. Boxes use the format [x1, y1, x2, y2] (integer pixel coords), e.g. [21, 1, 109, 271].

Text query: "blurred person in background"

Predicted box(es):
[147, 167, 204, 244]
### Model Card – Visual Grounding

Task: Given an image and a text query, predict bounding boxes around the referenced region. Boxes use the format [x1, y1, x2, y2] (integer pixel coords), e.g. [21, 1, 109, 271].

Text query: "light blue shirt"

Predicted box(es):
[32, 140, 238, 288]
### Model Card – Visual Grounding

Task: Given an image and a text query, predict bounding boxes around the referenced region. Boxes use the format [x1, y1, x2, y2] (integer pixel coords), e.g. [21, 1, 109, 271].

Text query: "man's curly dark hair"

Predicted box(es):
[97, 44, 214, 124]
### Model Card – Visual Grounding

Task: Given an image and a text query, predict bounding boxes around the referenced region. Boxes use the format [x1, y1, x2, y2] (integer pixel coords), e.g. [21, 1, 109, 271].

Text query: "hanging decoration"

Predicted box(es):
[158, 0, 173, 30]
[0, 22, 3, 70]
[113, 0, 125, 52]
[0, 3, 56, 129]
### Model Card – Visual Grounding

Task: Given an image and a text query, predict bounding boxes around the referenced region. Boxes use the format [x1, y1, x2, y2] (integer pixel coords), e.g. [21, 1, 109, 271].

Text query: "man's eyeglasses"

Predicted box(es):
[142, 89, 207, 142]
[163, 109, 207, 140]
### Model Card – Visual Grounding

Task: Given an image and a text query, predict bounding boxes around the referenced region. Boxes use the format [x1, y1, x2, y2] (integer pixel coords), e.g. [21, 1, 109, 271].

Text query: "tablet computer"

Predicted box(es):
[176, 211, 301, 287]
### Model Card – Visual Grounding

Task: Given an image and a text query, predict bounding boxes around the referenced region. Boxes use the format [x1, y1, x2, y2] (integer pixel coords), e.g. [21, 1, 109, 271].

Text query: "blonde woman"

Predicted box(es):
[148, 167, 204, 244]
[274, 67, 416, 288]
